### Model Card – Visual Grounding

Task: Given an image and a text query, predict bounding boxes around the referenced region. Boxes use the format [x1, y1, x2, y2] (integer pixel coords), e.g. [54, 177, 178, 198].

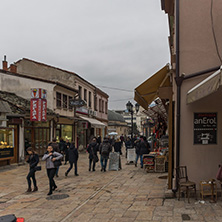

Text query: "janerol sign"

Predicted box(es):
[194, 113, 217, 145]
[30, 88, 47, 122]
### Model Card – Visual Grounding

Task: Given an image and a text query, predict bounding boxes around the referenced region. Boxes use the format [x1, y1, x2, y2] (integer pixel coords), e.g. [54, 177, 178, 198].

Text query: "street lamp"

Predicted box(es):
[126, 101, 140, 141]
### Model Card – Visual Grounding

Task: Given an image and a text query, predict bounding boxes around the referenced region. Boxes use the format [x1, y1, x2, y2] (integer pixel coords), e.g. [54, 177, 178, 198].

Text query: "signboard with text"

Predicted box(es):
[194, 113, 217, 145]
[0, 148, 14, 159]
[30, 88, 47, 122]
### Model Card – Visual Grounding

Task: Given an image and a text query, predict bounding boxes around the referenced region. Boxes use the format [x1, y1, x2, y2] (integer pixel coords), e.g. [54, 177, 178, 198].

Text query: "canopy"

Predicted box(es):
[187, 68, 222, 104]
[134, 65, 171, 110]
[80, 116, 106, 128]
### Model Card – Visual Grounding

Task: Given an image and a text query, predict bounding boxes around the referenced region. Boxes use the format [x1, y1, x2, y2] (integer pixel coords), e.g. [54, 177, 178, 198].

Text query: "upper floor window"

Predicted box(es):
[105, 101, 108, 114]
[94, 95, 97, 111]
[78, 86, 82, 99]
[68, 96, 73, 110]
[89, 91, 92, 108]
[84, 89, 87, 102]
[63, 95, 67, 109]
[102, 100, 104, 113]
[56, 92, 61, 108]
[99, 99, 102, 112]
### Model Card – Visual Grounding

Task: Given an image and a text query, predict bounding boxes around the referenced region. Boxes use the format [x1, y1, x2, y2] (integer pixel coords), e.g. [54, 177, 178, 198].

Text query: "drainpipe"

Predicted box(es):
[175, 0, 181, 170]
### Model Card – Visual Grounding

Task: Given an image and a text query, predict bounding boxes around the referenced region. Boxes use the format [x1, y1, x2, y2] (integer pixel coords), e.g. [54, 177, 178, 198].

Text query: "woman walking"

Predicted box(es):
[65, 142, 79, 176]
[87, 137, 99, 171]
[42, 145, 63, 195]
[26, 147, 39, 192]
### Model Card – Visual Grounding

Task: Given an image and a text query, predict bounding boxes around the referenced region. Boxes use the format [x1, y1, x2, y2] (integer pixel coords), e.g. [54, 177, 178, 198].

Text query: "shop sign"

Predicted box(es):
[109, 152, 120, 171]
[0, 148, 14, 158]
[69, 98, 86, 107]
[76, 107, 88, 115]
[78, 121, 88, 129]
[30, 88, 47, 122]
[194, 113, 217, 145]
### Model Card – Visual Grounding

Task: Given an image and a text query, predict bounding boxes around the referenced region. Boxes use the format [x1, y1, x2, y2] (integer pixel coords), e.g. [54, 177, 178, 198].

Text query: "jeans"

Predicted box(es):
[100, 156, 108, 170]
[27, 168, 37, 188]
[135, 154, 143, 167]
[56, 166, 60, 176]
[67, 162, 78, 175]
[89, 159, 96, 170]
[47, 168, 57, 192]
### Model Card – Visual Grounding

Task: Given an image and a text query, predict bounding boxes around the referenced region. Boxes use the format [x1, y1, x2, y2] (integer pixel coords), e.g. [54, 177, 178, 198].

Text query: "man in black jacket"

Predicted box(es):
[65, 142, 79, 176]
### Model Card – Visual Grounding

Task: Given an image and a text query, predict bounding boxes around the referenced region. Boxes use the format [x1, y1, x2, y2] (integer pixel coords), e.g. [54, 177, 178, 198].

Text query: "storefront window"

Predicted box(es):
[0, 128, 14, 159]
[61, 125, 72, 141]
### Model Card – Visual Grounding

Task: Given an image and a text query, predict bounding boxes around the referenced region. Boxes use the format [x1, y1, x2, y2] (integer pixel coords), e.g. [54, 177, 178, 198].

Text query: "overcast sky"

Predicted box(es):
[1, 0, 169, 110]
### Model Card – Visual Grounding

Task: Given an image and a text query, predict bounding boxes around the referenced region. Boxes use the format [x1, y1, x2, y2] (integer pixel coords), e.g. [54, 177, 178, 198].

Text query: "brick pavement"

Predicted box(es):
[0, 152, 222, 221]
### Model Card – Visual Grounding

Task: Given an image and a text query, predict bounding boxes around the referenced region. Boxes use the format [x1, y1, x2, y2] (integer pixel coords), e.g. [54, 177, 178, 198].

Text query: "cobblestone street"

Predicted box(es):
[0, 152, 222, 222]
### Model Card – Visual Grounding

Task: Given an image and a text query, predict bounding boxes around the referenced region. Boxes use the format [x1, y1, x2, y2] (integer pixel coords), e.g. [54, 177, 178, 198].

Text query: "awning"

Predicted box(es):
[187, 68, 222, 104]
[134, 64, 171, 110]
[80, 116, 106, 128]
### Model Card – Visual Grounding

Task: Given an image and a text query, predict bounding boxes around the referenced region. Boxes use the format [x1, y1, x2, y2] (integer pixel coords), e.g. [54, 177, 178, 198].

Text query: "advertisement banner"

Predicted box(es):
[30, 99, 40, 121]
[41, 99, 47, 122]
[30, 88, 47, 122]
[194, 113, 217, 145]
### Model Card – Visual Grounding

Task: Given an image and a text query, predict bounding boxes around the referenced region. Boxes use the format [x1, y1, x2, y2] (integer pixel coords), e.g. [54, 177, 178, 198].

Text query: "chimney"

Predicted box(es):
[9, 64, 17, 73]
[2, 55, 8, 71]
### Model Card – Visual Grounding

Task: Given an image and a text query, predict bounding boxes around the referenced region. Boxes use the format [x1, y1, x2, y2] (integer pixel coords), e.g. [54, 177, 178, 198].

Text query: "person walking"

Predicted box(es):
[42, 145, 63, 195]
[49, 138, 60, 152]
[125, 137, 132, 158]
[114, 138, 122, 155]
[99, 137, 112, 172]
[26, 147, 39, 192]
[135, 136, 150, 168]
[65, 142, 79, 176]
[65, 139, 70, 165]
[87, 137, 99, 171]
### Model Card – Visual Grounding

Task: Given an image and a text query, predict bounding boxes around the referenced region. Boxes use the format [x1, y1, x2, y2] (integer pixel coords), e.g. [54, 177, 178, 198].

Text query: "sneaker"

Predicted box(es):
[33, 186, 38, 192]
[65, 172, 68, 177]
[26, 188, 32, 192]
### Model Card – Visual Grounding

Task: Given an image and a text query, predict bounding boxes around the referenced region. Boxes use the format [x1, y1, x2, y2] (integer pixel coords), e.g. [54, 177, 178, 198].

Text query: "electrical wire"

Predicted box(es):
[95, 85, 132, 92]
[210, 0, 222, 64]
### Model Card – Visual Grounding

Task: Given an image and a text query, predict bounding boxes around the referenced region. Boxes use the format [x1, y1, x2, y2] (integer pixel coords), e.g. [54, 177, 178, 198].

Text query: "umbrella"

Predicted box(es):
[108, 132, 118, 136]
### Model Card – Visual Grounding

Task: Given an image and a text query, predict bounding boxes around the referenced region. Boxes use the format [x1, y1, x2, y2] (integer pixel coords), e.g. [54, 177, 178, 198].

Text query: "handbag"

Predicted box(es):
[93, 155, 99, 163]
[216, 166, 222, 181]
[54, 159, 62, 168]
[35, 166, 42, 171]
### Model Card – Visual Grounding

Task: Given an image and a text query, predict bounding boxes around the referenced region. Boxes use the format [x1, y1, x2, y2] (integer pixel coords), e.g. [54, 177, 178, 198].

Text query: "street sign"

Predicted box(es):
[69, 98, 86, 107]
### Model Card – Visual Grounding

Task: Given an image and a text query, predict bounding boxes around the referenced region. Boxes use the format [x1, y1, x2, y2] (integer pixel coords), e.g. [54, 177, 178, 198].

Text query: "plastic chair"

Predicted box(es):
[176, 166, 197, 203]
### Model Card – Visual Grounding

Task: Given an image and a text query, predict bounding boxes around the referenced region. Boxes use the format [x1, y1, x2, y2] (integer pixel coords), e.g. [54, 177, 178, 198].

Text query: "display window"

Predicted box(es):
[0, 128, 14, 159]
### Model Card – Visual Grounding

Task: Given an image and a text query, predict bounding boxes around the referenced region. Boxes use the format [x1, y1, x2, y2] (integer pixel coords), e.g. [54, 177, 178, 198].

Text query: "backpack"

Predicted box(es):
[101, 143, 110, 155]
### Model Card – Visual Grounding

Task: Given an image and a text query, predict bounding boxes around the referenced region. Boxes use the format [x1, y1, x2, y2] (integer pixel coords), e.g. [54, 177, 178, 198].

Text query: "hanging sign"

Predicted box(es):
[194, 113, 217, 145]
[30, 88, 47, 122]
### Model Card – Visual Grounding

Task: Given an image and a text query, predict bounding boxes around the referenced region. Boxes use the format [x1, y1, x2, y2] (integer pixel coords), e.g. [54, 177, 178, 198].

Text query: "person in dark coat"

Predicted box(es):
[65, 142, 79, 176]
[99, 137, 112, 172]
[87, 137, 99, 171]
[125, 137, 132, 158]
[65, 139, 71, 165]
[114, 138, 122, 154]
[49, 138, 60, 152]
[135, 136, 150, 168]
[26, 147, 39, 192]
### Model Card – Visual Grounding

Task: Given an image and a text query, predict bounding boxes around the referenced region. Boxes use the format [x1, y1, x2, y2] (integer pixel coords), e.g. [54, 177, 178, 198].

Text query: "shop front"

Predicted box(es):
[56, 124, 73, 142]
[0, 127, 17, 166]
[24, 120, 50, 155]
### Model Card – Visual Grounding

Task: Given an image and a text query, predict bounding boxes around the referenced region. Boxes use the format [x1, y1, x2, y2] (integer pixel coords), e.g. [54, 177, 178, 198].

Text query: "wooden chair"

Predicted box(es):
[176, 166, 197, 203]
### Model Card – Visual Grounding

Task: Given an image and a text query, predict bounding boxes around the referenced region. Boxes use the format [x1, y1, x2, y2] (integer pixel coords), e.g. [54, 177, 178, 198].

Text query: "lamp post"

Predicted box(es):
[126, 101, 140, 141]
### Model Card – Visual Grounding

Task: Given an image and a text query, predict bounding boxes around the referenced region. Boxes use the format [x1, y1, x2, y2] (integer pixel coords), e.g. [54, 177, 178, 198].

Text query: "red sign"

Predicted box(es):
[30, 99, 40, 121]
[41, 99, 47, 122]
[30, 88, 47, 122]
